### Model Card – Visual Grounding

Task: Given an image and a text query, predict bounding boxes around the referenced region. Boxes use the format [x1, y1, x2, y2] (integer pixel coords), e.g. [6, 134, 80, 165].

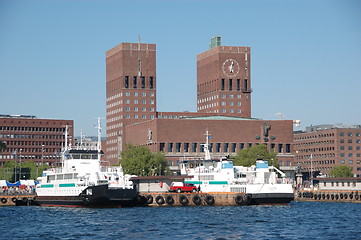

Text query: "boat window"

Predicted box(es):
[72, 154, 80, 159]
[81, 154, 91, 159]
[92, 154, 98, 159]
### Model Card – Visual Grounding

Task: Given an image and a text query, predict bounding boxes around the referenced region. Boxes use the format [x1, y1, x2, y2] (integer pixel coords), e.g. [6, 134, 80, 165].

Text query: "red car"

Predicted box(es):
[169, 182, 198, 193]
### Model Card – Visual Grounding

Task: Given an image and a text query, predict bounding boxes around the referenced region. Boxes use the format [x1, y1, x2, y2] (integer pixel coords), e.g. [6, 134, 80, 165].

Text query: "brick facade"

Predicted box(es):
[0, 115, 74, 166]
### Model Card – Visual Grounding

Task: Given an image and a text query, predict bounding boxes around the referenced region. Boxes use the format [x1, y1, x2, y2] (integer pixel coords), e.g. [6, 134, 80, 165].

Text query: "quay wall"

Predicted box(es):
[294, 190, 361, 203]
[0, 195, 36, 206]
[139, 192, 251, 207]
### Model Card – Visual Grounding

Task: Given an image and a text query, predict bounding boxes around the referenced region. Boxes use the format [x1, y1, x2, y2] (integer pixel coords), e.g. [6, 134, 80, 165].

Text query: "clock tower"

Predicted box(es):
[196, 37, 252, 118]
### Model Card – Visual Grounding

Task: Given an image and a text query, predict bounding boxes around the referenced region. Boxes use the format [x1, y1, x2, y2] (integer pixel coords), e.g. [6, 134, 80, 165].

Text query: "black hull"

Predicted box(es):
[35, 185, 138, 208]
[249, 193, 294, 205]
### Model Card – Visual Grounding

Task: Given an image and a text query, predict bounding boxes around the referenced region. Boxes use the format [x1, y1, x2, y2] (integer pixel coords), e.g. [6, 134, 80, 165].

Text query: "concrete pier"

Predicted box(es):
[139, 192, 251, 207]
[0, 195, 36, 206]
[294, 190, 361, 203]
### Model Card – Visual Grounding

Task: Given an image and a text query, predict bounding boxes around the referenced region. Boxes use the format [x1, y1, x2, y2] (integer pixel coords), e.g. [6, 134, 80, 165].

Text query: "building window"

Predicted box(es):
[149, 77, 154, 89]
[133, 76, 137, 88]
[341, 160, 345, 164]
[125, 76, 129, 88]
[223, 143, 228, 152]
[286, 144, 291, 153]
[231, 143, 236, 152]
[229, 79, 232, 91]
[349, 160, 353, 164]
[141, 77, 145, 88]
[221, 79, 225, 91]
[168, 143, 173, 152]
[176, 143, 181, 153]
[184, 143, 189, 152]
[221, 94, 226, 98]
[237, 79, 240, 91]
[159, 143, 165, 151]
[278, 144, 283, 153]
[216, 143, 221, 152]
[209, 143, 213, 152]
[192, 143, 197, 152]
[239, 143, 244, 150]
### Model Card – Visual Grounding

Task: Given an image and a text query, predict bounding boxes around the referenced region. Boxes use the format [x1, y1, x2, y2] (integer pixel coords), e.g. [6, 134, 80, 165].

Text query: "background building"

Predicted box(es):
[294, 124, 361, 178]
[106, 42, 156, 164]
[0, 115, 74, 166]
[105, 37, 295, 167]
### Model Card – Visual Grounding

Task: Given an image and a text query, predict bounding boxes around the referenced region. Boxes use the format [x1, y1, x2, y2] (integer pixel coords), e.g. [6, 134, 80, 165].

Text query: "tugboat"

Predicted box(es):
[35, 119, 138, 207]
[180, 131, 294, 205]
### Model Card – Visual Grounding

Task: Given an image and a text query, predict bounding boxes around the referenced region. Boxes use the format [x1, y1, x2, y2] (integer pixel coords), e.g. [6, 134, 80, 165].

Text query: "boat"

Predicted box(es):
[35, 119, 138, 207]
[179, 131, 294, 205]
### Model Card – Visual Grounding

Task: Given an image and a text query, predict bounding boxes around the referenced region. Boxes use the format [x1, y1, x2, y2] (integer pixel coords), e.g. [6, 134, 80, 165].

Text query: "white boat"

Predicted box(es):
[35, 119, 138, 207]
[180, 131, 294, 205]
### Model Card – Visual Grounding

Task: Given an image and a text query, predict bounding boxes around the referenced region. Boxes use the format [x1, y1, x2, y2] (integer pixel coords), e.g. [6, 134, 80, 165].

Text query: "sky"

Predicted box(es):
[1, 0, 360, 137]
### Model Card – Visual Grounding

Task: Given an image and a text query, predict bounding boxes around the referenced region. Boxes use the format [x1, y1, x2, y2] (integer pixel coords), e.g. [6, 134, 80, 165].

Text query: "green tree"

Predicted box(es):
[0, 141, 6, 151]
[329, 165, 353, 178]
[233, 144, 278, 168]
[120, 144, 168, 176]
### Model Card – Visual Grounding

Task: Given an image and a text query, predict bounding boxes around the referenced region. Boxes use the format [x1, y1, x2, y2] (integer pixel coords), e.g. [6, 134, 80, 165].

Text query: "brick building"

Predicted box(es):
[294, 124, 361, 177]
[105, 37, 295, 166]
[0, 115, 74, 166]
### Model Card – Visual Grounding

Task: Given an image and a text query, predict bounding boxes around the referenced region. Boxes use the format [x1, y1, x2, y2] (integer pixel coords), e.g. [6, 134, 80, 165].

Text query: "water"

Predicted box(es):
[1, 201, 360, 240]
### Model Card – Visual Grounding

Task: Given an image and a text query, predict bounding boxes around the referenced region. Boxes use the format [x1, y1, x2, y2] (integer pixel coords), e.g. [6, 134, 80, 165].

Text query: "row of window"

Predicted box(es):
[124, 115, 155, 120]
[158, 142, 291, 153]
[0, 134, 65, 140]
[220, 79, 249, 91]
[0, 126, 66, 132]
[328, 181, 357, 187]
[0, 154, 60, 160]
[340, 146, 361, 150]
[124, 76, 154, 89]
[0, 140, 62, 147]
[106, 91, 155, 103]
[124, 107, 155, 112]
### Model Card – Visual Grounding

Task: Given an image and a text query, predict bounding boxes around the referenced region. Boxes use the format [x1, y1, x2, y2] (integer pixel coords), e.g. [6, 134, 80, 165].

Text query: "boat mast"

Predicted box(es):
[97, 117, 102, 160]
[204, 130, 211, 160]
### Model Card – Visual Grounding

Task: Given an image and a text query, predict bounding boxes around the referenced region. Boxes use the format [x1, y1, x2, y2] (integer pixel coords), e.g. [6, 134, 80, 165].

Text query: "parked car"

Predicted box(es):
[169, 182, 198, 193]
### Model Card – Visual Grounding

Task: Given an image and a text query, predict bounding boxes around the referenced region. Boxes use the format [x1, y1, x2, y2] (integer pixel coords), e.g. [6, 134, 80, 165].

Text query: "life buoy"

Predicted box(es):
[192, 195, 201, 205]
[335, 194, 339, 200]
[331, 194, 334, 200]
[235, 195, 244, 205]
[349, 193, 353, 199]
[322, 194, 325, 199]
[343, 193, 347, 199]
[146, 195, 153, 204]
[159, 182, 163, 188]
[166, 195, 174, 205]
[155, 196, 165, 205]
[340, 193, 344, 199]
[1, 198, 7, 204]
[205, 195, 215, 205]
[326, 194, 330, 199]
[179, 195, 189, 206]
[11, 197, 17, 203]
[22, 197, 28, 203]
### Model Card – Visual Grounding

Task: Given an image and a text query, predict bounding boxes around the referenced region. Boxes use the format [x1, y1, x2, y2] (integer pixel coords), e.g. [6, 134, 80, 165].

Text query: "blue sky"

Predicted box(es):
[1, 0, 360, 136]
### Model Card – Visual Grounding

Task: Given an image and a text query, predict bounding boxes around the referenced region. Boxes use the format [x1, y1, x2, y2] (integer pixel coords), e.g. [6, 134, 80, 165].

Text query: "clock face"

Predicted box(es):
[222, 59, 240, 77]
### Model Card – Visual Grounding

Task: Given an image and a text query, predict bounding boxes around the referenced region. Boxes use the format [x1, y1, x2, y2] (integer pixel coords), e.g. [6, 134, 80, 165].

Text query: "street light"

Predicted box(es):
[42, 145, 44, 165]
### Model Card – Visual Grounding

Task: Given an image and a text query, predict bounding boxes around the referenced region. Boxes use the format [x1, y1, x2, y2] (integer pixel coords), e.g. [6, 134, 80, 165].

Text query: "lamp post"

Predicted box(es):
[41, 145, 44, 165]
[19, 148, 22, 181]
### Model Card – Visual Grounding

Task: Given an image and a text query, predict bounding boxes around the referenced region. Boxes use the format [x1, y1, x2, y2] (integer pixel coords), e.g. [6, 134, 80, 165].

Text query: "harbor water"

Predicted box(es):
[1, 201, 360, 240]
